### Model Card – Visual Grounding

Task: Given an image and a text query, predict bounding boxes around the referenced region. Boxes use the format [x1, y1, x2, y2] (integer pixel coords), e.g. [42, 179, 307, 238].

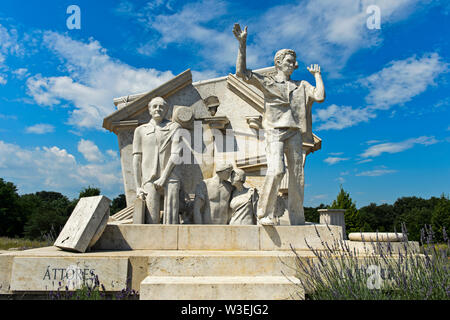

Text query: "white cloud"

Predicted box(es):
[336, 177, 346, 183]
[0, 75, 6, 85]
[356, 169, 397, 177]
[314, 53, 448, 131]
[135, 0, 243, 70]
[26, 31, 176, 130]
[328, 152, 343, 156]
[12, 68, 29, 79]
[0, 140, 122, 198]
[360, 136, 439, 158]
[77, 139, 104, 163]
[106, 149, 118, 159]
[121, 0, 425, 74]
[365, 140, 384, 145]
[311, 194, 328, 200]
[0, 24, 23, 66]
[250, 0, 424, 75]
[356, 159, 373, 164]
[25, 123, 55, 134]
[315, 104, 376, 130]
[0, 113, 17, 120]
[361, 53, 448, 110]
[324, 157, 350, 165]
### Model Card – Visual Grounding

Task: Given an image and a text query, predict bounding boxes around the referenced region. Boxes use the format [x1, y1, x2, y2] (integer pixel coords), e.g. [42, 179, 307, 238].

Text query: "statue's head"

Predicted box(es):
[148, 97, 169, 122]
[231, 168, 246, 187]
[274, 49, 298, 76]
[215, 161, 234, 181]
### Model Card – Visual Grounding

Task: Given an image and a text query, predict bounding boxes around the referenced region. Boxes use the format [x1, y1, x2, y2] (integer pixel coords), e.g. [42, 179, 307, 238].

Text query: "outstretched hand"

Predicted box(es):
[233, 23, 248, 44]
[307, 64, 321, 75]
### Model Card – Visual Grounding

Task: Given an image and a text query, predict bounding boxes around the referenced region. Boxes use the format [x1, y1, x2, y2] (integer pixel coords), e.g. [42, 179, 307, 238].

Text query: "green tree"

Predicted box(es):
[110, 194, 127, 215]
[393, 196, 435, 241]
[330, 186, 360, 235]
[22, 191, 73, 240]
[79, 186, 101, 198]
[359, 203, 396, 232]
[0, 178, 24, 237]
[431, 194, 450, 242]
[305, 204, 327, 223]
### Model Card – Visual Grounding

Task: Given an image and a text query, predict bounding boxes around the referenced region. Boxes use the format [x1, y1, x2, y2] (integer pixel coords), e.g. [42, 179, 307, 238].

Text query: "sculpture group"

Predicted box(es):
[132, 23, 325, 226]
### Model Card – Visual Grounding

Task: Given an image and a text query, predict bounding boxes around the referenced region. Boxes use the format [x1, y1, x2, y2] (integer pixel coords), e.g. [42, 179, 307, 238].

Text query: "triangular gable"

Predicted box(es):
[103, 69, 192, 132]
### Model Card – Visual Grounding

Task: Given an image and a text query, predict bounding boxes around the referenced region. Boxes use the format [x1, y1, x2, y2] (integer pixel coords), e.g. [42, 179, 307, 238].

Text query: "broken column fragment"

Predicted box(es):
[54, 195, 111, 253]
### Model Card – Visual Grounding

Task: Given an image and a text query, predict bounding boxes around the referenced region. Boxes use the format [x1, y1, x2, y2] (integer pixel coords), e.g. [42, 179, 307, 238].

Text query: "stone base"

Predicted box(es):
[92, 224, 344, 251]
[140, 276, 302, 300]
[0, 225, 420, 300]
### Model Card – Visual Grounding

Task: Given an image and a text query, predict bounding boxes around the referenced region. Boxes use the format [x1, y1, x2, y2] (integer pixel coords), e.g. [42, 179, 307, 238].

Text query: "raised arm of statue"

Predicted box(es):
[233, 23, 248, 78]
[307, 64, 326, 103]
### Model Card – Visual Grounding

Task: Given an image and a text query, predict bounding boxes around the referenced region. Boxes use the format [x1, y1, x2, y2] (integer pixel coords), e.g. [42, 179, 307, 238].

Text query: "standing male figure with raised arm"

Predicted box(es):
[233, 23, 325, 225]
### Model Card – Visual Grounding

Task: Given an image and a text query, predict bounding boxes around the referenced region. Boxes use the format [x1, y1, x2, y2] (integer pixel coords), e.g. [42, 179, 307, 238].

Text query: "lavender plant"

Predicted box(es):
[48, 272, 139, 300]
[290, 224, 449, 300]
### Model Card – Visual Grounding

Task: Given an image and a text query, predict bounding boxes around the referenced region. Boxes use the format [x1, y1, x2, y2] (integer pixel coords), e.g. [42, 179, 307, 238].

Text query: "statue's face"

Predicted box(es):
[149, 99, 168, 122]
[277, 53, 296, 76]
[217, 168, 233, 181]
[231, 171, 245, 186]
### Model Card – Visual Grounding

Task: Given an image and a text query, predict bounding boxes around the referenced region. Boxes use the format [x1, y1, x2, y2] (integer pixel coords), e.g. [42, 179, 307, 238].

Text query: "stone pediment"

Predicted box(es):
[103, 69, 192, 132]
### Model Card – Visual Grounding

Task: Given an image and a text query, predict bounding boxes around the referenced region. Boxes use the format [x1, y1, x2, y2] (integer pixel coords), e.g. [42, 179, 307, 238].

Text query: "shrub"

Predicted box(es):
[48, 273, 139, 300]
[290, 224, 449, 300]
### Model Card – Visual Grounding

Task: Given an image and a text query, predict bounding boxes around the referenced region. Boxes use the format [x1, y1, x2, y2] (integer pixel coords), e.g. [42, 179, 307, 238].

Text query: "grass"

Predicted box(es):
[290, 224, 449, 300]
[0, 237, 51, 251]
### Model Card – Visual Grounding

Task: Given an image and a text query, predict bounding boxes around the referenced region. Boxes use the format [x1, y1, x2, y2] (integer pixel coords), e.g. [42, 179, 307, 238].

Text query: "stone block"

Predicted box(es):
[348, 232, 407, 242]
[345, 240, 420, 254]
[54, 196, 111, 253]
[318, 209, 346, 237]
[0, 254, 14, 294]
[92, 224, 178, 250]
[177, 225, 260, 250]
[10, 256, 128, 291]
[259, 225, 343, 251]
[147, 251, 298, 277]
[140, 276, 303, 300]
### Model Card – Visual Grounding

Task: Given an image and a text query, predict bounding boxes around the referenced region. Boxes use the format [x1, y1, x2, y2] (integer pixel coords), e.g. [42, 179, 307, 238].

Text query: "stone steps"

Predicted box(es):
[146, 251, 300, 277]
[140, 250, 306, 300]
[140, 276, 303, 300]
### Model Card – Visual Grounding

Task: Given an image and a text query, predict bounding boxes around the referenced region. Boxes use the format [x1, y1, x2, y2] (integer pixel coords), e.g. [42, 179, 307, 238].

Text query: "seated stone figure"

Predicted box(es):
[193, 162, 233, 224]
[229, 169, 258, 225]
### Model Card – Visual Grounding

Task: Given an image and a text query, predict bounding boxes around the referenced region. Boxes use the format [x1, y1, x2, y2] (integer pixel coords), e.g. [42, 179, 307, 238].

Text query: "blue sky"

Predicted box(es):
[0, 0, 449, 207]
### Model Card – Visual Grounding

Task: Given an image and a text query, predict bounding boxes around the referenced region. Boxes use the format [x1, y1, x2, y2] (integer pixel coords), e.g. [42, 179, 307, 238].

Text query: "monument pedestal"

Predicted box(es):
[0, 224, 419, 300]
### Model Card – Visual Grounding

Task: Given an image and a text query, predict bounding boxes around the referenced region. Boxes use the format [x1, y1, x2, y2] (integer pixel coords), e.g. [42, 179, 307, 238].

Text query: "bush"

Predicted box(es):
[291, 225, 449, 300]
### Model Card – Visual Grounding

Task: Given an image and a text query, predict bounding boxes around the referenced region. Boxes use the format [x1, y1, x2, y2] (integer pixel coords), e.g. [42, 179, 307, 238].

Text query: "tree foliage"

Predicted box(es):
[330, 186, 360, 235]
[79, 186, 101, 198]
[0, 178, 24, 237]
[22, 191, 74, 240]
[110, 194, 127, 215]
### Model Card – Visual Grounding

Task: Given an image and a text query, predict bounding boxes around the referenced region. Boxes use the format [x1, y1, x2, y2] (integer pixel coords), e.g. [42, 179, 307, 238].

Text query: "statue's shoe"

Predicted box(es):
[258, 216, 276, 226]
